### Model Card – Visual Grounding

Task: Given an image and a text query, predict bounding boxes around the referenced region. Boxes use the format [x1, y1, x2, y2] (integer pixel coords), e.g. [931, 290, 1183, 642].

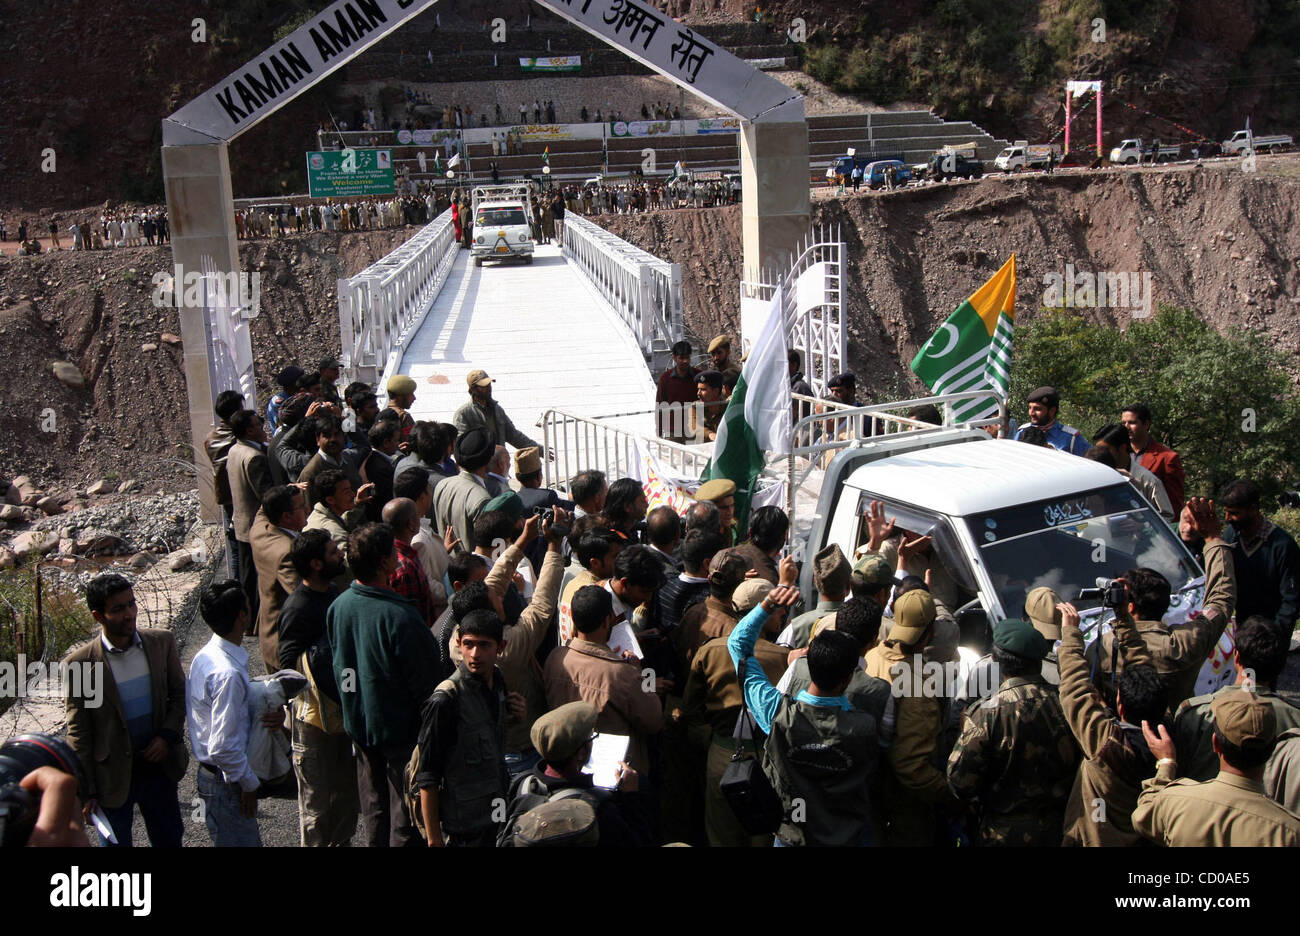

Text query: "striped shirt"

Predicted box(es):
[101, 632, 153, 751]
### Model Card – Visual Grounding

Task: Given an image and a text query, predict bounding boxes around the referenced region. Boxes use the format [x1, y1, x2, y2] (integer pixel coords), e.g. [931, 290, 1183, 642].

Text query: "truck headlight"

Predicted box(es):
[519, 234, 528, 242]
[476, 236, 484, 244]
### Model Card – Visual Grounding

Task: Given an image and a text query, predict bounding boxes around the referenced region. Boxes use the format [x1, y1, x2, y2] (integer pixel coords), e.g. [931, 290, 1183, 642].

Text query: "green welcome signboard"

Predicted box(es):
[306, 148, 395, 197]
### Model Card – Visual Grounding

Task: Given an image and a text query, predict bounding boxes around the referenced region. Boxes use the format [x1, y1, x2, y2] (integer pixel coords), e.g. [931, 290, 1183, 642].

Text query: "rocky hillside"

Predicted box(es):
[598, 156, 1300, 394]
[0, 227, 418, 495]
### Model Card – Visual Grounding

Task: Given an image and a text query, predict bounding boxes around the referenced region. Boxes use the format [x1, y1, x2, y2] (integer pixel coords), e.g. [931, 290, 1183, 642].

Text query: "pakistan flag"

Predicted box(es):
[910, 255, 1016, 422]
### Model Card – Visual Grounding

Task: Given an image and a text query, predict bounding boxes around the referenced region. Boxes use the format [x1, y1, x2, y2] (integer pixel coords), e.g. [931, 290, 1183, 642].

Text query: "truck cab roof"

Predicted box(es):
[840, 436, 1118, 516]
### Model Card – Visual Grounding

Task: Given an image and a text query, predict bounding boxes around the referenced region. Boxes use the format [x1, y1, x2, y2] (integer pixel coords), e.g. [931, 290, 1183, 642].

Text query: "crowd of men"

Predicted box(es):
[49, 354, 1300, 848]
[1, 209, 171, 255]
[234, 195, 440, 240]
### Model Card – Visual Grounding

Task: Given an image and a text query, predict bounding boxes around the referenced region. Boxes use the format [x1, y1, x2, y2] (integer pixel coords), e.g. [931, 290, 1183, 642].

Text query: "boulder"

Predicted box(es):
[3, 485, 21, 506]
[166, 550, 195, 572]
[36, 495, 65, 515]
[58, 538, 75, 555]
[116, 479, 136, 494]
[11, 530, 57, 560]
[20, 491, 43, 507]
[0, 504, 24, 522]
[127, 551, 157, 570]
[141, 343, 158, 352]
[79, 533, 127, 556]
[52, 361, 86, 389]
[160, 333, 182, 346]
[86, 479, 110, 495]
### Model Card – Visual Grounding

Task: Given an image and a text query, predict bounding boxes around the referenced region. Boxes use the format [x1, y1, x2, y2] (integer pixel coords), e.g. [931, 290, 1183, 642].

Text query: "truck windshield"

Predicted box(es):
[966, 484, 1202, 617]
[477, 208, 527, 226]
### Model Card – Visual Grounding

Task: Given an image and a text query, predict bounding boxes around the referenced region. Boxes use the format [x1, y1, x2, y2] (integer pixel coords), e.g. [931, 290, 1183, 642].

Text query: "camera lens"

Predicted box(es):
[0, 733, 85, 848]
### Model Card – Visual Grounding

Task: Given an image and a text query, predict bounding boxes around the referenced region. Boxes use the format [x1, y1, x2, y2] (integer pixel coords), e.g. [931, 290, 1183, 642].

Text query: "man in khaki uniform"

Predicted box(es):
[1058, 596, 1167, 846]
[870, 588, 961, 845]
[1133, 689, 1300, 845]
[683, 579, 788, 846]
[1172, 615, 1300, 781]
[693, 478, 738, 545]
[707, 334, 739, 384]
[1095, 497, 1236, 711]
[676, 548, 750, 667]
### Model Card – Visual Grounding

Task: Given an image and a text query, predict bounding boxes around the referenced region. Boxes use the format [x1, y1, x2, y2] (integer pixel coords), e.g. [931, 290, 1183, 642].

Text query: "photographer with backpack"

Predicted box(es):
[497, 702, 654, 847]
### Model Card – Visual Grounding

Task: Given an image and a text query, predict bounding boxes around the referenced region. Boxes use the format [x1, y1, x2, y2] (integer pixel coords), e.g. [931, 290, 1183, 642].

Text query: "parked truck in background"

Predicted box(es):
[1220, 129, 1294, 154]
[1108, 138, 1181, 164]
[994, 141, 1062, 172]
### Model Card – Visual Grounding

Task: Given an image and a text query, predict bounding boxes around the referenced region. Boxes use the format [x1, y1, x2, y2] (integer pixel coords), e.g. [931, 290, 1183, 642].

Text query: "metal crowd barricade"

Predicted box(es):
[539, 409, 712, 492]
[337, 209, 460, 391]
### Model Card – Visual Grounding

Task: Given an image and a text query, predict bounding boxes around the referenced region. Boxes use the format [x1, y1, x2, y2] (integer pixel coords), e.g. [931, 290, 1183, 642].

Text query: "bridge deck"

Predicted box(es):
[398, 243, 657, 446]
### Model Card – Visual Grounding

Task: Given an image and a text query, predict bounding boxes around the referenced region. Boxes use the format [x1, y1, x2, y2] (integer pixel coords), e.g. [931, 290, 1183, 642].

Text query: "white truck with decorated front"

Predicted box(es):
[994, 141, 1061, 172]
[1108, 138, 1180, 164]
[470, 183, 535, 267]
[796, 421, 1228, 695]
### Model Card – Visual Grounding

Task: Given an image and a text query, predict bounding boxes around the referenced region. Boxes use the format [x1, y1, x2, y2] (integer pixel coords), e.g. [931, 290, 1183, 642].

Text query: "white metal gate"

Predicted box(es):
[740, 224, 846, 398]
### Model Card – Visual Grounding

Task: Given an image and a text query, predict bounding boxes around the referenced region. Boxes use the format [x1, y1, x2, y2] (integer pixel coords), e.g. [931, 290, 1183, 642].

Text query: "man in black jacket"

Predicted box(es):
[1219, 479, 1300, 640]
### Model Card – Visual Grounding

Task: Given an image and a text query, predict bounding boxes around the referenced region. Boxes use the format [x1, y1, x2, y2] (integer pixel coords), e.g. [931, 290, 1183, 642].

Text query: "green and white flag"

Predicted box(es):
[910, 255, 1017, 422]
[702, 286, 791, 530]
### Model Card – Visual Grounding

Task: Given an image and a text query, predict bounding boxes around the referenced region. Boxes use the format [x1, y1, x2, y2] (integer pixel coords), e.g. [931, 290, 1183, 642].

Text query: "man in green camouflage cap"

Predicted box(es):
[946, 617, 1081, 846]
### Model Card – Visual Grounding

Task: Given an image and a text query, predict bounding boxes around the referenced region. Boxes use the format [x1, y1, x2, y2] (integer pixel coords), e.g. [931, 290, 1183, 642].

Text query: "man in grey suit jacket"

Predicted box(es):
[226, 409, 274, 620]
[64, 573, 188, 847]
[433, 428, 495, 552]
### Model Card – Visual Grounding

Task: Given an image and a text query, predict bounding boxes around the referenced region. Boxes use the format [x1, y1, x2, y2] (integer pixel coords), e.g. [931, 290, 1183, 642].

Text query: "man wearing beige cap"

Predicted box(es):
[707, 334, 739, 383]
[380, 374, 418, 446]
[453, 368, 540, 451]
[870, 586, 962, 846]
[693, 478, 737, 544]
[1133, 688, 1300, 845]
[683, 576, 789, 846]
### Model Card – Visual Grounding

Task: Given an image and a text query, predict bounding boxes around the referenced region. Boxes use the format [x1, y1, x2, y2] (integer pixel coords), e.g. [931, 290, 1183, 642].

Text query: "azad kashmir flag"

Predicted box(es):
[542, 146, 550, 166]
[910, 255, 1016, 422]
[700, 286, 792, 531]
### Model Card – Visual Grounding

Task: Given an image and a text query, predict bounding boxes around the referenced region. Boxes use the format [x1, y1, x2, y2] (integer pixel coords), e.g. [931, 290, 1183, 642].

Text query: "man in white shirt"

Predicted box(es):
[188, 579, 274, 847]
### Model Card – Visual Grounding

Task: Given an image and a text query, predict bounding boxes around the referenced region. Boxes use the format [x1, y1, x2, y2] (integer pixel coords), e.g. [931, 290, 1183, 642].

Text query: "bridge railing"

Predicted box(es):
[539, 408, 711, 491]
[560, 213, 683, 365]
[337, 209, 460, 392]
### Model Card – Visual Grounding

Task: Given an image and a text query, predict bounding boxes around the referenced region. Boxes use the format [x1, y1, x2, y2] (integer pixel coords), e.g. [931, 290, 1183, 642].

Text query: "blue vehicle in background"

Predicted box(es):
[830, 152, 905, 181]
[864, 159, 912, 189]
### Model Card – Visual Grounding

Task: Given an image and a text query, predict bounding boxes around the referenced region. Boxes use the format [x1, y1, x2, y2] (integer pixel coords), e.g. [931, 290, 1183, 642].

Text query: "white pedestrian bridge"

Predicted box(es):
[337, 209, 708, 484]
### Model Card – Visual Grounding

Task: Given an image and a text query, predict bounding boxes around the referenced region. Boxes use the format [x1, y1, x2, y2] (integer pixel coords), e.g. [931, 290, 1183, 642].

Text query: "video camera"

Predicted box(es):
[533, 505, 570, 540]
[1078, 578, 1127, 609]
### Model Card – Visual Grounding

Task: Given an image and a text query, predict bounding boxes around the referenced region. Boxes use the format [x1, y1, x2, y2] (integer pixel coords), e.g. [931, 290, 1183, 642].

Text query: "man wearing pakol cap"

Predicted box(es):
[453, 369, 541, 451]
[676, 547, 751, 668]
[1057, 594, 1172, 847]
[689, 370, 727, 443]
[380, 374, 418, 447]
[947, 617, 1081, 846]
[433, 428, 496, 552]
[694, 478, 738, 545]
[1133, 688, 1300, 845]
[778, 544, 850, 650]
[684, 574, 791, 846]
[1013, 385, 1089, 455]
[498, 701, 653, 847]
[870, 585, 962, 845]
[728, 579, 879, 846]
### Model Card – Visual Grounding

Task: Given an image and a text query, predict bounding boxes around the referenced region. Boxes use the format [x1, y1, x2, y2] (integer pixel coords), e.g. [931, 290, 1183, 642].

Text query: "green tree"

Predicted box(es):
[1009, 306, 1300, 503]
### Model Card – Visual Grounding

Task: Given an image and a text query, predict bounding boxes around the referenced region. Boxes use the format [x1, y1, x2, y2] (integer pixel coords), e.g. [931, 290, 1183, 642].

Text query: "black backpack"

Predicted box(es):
[496, 772, 610, 848]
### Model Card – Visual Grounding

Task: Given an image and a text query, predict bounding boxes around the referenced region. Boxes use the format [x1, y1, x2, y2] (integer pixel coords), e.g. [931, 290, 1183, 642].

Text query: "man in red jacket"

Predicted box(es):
[1122, 403, 1186, 518]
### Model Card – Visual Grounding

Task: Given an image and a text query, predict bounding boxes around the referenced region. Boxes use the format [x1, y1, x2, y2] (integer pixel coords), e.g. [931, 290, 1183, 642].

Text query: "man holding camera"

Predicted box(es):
[1093, 497, 1236, 713]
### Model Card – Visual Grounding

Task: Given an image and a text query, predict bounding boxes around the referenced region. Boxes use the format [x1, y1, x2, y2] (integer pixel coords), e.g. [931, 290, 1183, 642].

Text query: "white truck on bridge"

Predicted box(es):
[470, 183, 535, 267]
[1221, 129, 1293, 154]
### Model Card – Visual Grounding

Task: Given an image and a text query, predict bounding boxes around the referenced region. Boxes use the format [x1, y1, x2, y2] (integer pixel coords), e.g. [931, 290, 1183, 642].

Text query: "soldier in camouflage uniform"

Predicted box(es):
[947, 618, 1081, 846]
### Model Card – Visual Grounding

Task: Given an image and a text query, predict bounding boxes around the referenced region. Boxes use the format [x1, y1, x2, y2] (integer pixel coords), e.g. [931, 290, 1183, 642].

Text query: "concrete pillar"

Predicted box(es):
[740, 103, 811, 296]
[161, 142, 243, 523]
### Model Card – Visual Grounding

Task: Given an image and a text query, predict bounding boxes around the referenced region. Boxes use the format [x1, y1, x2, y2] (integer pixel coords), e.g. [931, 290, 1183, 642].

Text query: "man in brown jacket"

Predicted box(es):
[676, 548, 750, 669]
[250, 485, 307, 669]
[64, 573, 188, 846]
[226, 409, 275, 620]
[1058, 596, 1165, 846]
[544, 585, 665, 776]
[1095, 498, 1236, 714]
